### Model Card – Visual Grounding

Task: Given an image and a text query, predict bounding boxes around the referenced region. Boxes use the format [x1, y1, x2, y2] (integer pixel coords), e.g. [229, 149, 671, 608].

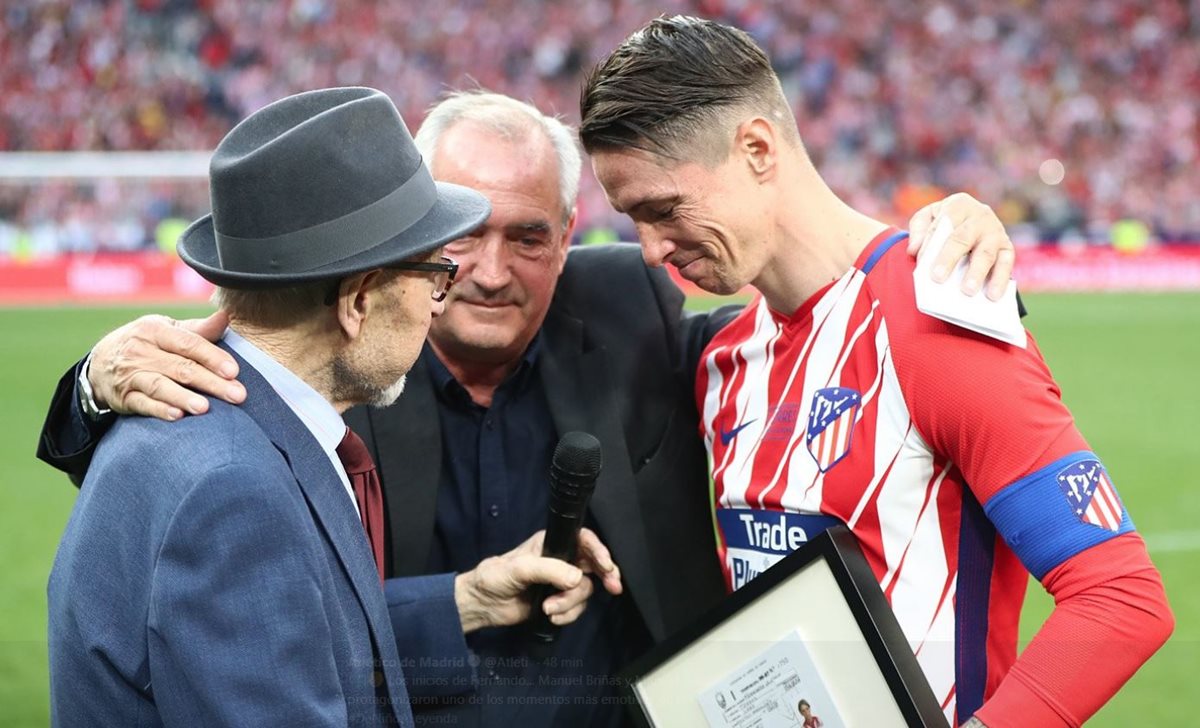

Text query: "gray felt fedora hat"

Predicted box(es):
[177, 86, 490, 288]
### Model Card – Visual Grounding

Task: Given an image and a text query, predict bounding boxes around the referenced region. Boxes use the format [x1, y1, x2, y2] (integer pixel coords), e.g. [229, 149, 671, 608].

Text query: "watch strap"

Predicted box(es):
[77, 351, 113, 420]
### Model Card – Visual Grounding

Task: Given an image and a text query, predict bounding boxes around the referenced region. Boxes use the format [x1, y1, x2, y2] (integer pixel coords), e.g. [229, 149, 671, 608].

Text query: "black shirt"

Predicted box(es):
[419, 338, 647, 727]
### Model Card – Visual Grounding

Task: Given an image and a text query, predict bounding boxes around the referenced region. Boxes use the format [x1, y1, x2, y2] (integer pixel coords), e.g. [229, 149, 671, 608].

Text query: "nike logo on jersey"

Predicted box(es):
[720, 419, 757, 446]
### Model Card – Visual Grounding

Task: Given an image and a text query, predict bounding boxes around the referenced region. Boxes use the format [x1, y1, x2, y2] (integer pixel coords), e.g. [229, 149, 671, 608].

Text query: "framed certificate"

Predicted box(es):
[621, 526, 948, 728]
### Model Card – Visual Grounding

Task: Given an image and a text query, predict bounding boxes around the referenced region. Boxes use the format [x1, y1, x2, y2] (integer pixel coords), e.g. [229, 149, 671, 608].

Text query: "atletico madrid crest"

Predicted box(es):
[1057, 459, 1124, 532]
[805, 387, 862, 472]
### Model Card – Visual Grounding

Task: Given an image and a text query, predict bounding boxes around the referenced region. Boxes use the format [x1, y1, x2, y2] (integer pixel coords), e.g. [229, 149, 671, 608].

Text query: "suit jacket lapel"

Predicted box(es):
[354, 351, 443, 577]
[539, 309, 668, 640]
[222, 345, 409, 712]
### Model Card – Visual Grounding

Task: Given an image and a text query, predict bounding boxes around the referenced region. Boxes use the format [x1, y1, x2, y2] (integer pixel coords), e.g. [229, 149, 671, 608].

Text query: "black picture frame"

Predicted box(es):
[619, 525, 949, 728]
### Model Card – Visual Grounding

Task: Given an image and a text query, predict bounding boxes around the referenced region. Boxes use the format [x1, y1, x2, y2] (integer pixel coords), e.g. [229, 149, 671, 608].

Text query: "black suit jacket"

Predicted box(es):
[38, 243, 735, 644]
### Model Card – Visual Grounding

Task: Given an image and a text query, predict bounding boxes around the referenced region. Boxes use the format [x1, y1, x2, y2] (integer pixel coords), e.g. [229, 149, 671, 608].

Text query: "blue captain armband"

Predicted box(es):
[982, 451, 1135, 580]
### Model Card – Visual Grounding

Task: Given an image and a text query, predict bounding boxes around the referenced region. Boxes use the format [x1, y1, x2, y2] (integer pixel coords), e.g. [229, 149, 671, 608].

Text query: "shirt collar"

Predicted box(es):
[427, 332, 543, 405]
[222, 327, 348, 457]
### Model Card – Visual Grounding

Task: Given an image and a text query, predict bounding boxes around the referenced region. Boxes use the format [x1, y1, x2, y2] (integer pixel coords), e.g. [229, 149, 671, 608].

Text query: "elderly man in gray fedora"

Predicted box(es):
[46, 87, 493, 726]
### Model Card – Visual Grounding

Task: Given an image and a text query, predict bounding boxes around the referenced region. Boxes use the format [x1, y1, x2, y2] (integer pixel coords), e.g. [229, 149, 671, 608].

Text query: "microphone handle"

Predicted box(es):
[527, 505, 589, 648]
[541, 505, 587, 562]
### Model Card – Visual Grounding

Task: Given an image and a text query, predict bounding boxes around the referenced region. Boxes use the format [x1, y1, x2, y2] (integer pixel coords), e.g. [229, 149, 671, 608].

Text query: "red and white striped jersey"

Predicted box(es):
[696, 229, 1133, 725]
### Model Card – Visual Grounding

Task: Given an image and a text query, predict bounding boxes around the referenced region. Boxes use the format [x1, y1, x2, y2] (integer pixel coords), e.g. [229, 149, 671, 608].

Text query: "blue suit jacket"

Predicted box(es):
[47, 348, 413, 726]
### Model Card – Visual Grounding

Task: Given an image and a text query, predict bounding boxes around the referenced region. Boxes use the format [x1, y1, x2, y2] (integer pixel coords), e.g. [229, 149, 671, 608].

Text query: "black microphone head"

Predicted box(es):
[550, 431, 602, 492]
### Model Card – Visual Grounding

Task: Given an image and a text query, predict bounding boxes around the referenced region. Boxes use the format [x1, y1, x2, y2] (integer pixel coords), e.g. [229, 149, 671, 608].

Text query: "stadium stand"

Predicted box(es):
[1, 0, 1198, 255]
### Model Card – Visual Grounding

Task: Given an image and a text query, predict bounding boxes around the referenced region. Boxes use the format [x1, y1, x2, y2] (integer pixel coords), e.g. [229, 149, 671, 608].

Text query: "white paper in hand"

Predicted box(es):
[912, 216, 1027, 348]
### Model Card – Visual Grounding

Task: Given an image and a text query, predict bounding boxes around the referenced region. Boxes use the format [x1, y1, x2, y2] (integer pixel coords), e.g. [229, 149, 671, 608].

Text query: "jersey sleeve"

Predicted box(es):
[872, 247, 1171, 724]
[873, 253, 1134, 578]
[975, 532, 1173, 727]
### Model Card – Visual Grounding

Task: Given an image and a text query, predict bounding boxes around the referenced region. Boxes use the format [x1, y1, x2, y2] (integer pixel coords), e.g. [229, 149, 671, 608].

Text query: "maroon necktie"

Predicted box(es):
[335, 427, 386, 583]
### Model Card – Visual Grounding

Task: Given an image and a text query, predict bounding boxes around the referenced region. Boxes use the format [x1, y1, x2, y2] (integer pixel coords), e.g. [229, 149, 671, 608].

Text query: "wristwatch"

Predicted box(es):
[77, 352, 114, 421]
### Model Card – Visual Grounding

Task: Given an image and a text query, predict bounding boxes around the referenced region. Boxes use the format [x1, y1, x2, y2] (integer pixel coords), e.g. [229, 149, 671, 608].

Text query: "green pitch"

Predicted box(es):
[2, 294, 1197, 725]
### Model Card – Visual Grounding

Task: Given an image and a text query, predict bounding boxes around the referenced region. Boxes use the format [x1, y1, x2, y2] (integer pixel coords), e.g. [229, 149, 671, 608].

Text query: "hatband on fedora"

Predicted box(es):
[177, 86, 490, 288]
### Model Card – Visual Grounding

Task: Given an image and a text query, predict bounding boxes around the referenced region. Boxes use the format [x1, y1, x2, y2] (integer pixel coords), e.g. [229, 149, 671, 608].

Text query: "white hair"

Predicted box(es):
[414, 91, 581, 225]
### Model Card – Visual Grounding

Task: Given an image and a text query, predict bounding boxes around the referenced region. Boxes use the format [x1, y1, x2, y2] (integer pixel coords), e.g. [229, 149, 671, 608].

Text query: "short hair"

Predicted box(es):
[212, 267, 408, 328]
[211, 282, 332, 329]
[415, 90, 581, 225]
[579, 15, 798, 162]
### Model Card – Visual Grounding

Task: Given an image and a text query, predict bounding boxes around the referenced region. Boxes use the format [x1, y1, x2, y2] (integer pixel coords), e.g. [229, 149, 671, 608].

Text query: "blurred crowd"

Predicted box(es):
[1, 0, 1198, 256]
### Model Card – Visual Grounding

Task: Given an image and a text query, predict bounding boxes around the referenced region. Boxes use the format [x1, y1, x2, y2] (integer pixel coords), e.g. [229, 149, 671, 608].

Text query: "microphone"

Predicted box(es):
[527, 431, 603, 651]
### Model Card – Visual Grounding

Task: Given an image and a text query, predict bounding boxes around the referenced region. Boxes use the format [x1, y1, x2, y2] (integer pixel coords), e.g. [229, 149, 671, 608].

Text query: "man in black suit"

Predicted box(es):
[38, 91, 1016, 727]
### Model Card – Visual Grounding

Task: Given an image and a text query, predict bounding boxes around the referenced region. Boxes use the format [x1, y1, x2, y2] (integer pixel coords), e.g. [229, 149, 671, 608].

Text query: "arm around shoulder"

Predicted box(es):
[36, 356, 112, 486]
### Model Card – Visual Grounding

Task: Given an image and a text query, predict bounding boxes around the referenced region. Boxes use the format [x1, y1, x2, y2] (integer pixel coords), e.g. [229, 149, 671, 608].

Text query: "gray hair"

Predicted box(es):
[414, 91, 581, 225]
[210, 282, 332, 329]
[212, 269, 405, 328]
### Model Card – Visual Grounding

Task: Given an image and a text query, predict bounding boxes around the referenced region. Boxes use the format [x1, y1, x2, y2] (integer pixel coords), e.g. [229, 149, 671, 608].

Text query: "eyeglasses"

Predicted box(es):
[324, 256, 459, 305]
[389, 256, 459, 302]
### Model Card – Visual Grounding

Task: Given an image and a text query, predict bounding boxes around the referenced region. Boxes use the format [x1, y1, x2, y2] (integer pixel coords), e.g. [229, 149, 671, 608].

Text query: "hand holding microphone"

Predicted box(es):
[451, 432, 620, 637]
[527, 431, 608, 649]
